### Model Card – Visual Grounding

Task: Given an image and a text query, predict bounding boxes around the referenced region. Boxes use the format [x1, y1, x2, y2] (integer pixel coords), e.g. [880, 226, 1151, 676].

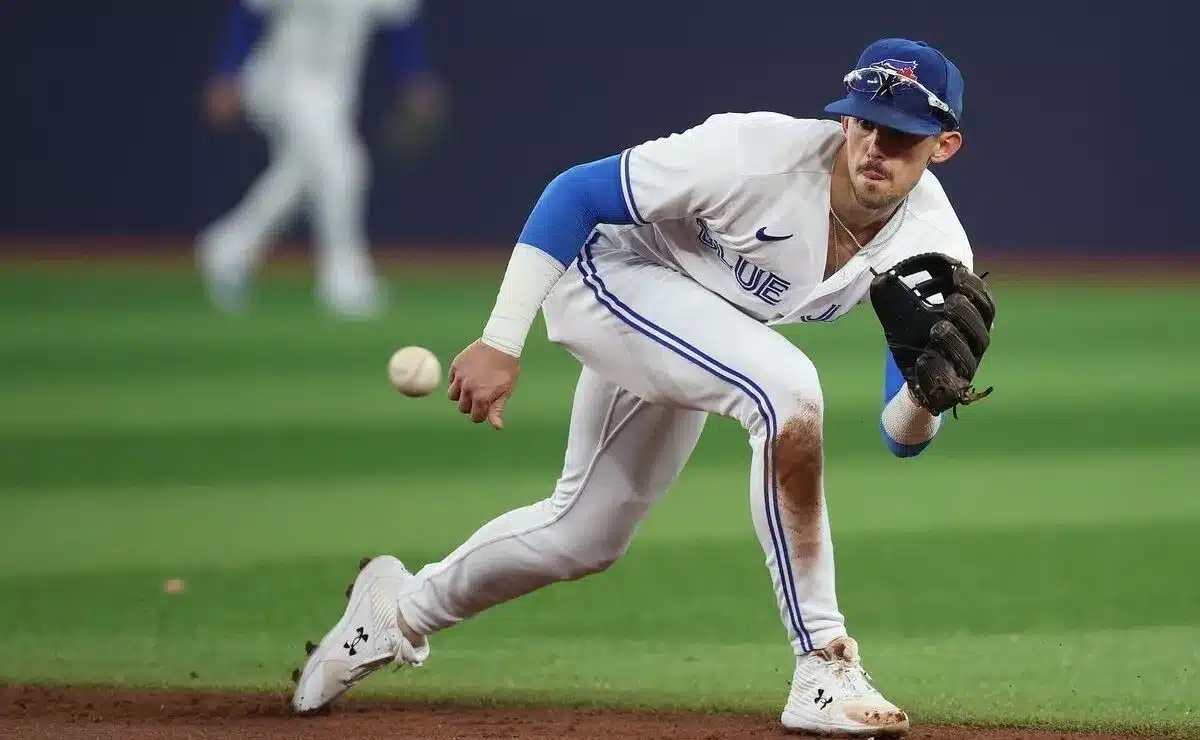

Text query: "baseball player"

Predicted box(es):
[292, 38, 996, 736]
[198, 0, 447, 318]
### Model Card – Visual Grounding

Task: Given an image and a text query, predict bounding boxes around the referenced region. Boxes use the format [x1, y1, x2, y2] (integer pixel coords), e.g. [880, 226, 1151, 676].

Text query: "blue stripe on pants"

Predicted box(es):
[574, 239, 813, 652]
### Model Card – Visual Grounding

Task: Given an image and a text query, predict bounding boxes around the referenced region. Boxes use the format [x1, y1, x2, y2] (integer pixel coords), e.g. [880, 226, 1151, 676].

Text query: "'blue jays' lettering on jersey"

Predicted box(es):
[696, 219, 792, 306]
[799, 304, 841, 322]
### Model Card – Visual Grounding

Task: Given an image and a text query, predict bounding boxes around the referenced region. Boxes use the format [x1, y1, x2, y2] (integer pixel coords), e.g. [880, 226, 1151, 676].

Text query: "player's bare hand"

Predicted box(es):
[203, 78, 241, 129]
[447, 340, 519, 430]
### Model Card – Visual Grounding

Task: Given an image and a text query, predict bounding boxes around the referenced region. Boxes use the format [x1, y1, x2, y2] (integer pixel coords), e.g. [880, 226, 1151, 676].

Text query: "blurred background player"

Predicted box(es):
[198, 0, 448, 319]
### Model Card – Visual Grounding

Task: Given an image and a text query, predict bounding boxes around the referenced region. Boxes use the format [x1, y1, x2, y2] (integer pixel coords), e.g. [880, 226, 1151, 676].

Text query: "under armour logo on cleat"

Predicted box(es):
[814, 688, 834, 710]
[344, 627, 369, 656]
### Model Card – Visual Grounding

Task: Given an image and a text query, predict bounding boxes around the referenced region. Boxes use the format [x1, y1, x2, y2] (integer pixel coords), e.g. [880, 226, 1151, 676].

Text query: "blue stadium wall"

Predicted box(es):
[0, 1, 1186, 254]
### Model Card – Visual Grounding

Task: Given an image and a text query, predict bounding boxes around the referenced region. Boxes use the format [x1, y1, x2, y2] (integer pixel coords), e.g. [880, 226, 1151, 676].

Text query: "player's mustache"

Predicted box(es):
[858, 160, 890, 178]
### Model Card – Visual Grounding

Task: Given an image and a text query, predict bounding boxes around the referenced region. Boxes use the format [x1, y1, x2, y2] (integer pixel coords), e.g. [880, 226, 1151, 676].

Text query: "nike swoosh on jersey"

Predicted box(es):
[755, 227, 793, 242]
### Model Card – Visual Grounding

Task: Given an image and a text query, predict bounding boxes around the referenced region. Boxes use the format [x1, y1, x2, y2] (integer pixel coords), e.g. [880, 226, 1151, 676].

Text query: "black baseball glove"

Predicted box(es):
[869, 253, 996, 417]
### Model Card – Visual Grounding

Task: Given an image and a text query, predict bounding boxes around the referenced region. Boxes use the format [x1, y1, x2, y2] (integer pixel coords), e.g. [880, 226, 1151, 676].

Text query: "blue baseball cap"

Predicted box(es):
[824, 38, 963, 136]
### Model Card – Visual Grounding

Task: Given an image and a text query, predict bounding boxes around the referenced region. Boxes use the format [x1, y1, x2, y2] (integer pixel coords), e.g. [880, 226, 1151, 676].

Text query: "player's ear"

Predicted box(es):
[841, 116, 852, 134]
[928, 131, 962, 165]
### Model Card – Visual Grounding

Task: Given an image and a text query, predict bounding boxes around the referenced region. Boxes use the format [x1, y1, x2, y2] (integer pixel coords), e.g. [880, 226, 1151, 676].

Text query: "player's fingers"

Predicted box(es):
[470, 396, 491, 424]
[929, 321, 977, 379]
[456, 386, 474, 415]
[487, 396, 507, 431]
[447, 370, 462, 401]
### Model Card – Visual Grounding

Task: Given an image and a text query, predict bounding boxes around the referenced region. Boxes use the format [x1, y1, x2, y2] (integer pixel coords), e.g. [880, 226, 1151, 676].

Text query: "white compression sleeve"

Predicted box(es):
[881, 384, 942, 445]
[480, 244, 567, 358]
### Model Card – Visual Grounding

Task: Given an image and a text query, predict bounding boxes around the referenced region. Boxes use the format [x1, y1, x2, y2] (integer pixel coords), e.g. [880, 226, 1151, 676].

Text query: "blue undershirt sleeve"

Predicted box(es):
[880, 349, 933, 457]
[213, 1, 262, 78]
[516, 154, 635, 267]
[385, 18, 430, 87]
[883, 349, 905, 404]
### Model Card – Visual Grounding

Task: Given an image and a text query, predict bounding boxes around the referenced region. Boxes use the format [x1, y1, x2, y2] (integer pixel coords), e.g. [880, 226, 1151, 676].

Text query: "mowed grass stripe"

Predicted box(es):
[2, 452, 1196, 573]
[2, 401, 1196, 492]
[2, 517, 1197, 638]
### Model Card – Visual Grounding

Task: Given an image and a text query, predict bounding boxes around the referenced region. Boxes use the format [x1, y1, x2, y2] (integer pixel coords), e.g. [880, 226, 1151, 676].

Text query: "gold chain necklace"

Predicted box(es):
[827, 207, 863, 275]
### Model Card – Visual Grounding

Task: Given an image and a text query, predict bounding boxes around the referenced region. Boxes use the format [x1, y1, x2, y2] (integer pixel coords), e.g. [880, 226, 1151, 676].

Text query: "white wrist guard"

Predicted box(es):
[480, 244, 567, 358]
[881, 383, 942, 445]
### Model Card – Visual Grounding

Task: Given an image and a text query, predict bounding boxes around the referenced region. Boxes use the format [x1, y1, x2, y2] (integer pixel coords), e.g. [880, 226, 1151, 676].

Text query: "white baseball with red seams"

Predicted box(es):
[388, 346, 441, 397]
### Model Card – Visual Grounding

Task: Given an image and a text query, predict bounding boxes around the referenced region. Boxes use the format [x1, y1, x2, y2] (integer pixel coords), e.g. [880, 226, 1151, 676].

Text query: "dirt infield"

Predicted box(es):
[0, 685, 1169, 740]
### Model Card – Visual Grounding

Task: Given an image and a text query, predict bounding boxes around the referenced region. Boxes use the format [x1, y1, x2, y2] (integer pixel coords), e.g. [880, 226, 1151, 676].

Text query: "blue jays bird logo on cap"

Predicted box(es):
[876, 59, 919, 79]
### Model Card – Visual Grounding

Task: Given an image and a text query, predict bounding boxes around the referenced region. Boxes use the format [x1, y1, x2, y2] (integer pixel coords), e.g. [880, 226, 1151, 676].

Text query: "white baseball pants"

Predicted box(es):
[398, 233, 847, 655]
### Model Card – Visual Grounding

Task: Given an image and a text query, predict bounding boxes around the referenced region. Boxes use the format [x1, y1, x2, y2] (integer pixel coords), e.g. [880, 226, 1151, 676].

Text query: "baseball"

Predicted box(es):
[388, 346, 442, 397]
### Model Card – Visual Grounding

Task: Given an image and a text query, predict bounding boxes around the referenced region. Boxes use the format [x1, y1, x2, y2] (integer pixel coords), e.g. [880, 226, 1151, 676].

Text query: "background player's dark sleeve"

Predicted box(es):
[212, 0, 263, 78]
[385, 18, 431, 86]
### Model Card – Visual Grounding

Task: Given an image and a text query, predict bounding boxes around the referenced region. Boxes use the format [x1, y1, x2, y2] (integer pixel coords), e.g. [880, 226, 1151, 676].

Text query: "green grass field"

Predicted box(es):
[1, 263, 1198, 735]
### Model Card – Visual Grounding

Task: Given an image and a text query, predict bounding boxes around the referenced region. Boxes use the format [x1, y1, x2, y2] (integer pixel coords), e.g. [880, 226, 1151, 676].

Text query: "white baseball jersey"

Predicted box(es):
[242, 0, 421, 101]
[602, 113, 973, 327]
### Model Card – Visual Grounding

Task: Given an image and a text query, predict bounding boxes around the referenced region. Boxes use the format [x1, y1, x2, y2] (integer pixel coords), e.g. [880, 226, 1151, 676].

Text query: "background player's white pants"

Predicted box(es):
[201, 83, 380, 313]
[399, 233, 846, 655]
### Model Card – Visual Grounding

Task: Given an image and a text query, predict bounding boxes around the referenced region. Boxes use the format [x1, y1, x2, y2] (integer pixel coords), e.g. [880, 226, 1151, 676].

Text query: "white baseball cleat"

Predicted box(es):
[291, 555, 430, 714]
[780, 636, 910, 737]
[318, 280, 387, 320]
[317, 260, 387, 320]
[195, 228, 250, 314]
